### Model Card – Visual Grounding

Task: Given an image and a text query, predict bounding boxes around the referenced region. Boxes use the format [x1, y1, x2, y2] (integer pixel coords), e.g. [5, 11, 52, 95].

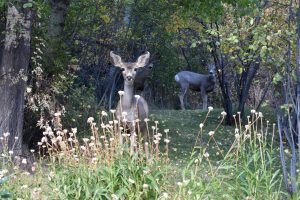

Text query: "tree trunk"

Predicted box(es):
[237, 61, 260, 117]
[0, 2, 32, 156]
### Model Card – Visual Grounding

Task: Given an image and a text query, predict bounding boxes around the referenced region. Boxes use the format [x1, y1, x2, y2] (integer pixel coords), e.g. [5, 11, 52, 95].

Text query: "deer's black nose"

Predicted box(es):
[126, 76, 133, 81]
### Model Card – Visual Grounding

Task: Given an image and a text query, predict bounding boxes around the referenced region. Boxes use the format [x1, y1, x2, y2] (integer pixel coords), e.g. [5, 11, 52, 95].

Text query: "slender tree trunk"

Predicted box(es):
[296, 0, 300, 162]
[237, 61, 260, 117]
[0, 2, 32, 156]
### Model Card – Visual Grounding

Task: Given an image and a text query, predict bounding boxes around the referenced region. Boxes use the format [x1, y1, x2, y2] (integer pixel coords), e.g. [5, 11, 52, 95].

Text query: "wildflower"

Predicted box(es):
[258, 112, 263, 117]
[257, 133, 262, 139]
[199, 123, 204, 128]
[143, 184, 149, 189]
[56, 136, 62, 141]
[111, 194, 119, 200]
[245, 125, 250, 130]
[26, 87, 32, 93]
[110, 109, 116, 114]
[37, 142, 42, 146]
[22, 159, 27, 164]
[208, 106, 213, 111]
[151, 126, 156, 130]
[135, 118, 140, 123]
[251, 109, 256, 114]
[194, 159, 199, 163]
[71, 128, 77, 134]
[134, 95, 140, 100]
[118, 91, 124, 96]
[101, 111, 108, 116]
[177, 182, 183, 186]
[54, 112, 61, 117]
[90, 136, 95, 140]
[80, 146, 86, 151]
[8, 150, 13, 155]
[164, 139, 170, 143]
[221, 111, 227, 116]
[144, 118, 150, 122]
[128, 178, 135, 184]
[89, 143, 95, 147]
[20, 185, 28, 189]
[235, 128, 239, 133]
[155, 121, 159, 124]
[109, 138, 114, 142]
[233, 114, 236, 118]
[87, 117, 94, 123]
[203, 152, 209, 158]
[162, 192, 169, 198]
[41, 137, 48, 143]
[164, 129, 170, 133]
[208, 131, 214, 136]
[109, 121, 113, 125]
[122, 111, 127, 117]
[237, 112, 241, 115]
[82, 138, 89, 143]
[30, 149, 35, 153]
[3, 132, 10, 137]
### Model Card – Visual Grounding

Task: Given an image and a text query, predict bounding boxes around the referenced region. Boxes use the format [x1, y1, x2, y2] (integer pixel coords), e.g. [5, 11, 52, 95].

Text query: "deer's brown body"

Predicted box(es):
[110, 51, 150, 139]
[175, 64, 216, 110]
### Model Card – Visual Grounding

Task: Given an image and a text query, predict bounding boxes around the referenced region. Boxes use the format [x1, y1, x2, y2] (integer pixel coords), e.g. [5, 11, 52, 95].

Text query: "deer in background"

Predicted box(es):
[110, 51, 150, 146]
[175, 63, 216, 110]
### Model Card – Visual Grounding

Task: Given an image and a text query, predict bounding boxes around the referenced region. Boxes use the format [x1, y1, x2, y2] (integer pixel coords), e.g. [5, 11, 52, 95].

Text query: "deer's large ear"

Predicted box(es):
[110, 51, 124, 68]
[134, 51, 150, 68]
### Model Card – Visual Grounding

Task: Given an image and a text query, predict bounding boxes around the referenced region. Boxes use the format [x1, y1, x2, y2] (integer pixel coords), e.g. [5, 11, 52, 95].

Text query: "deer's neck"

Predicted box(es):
[122, 82, 134, 110]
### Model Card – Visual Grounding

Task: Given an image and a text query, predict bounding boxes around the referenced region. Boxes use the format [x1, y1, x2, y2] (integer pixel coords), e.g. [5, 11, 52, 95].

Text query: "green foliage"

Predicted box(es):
[0, 176, 11, 199]
[48, 155, 168, 199]
[62, 86, 101, 136]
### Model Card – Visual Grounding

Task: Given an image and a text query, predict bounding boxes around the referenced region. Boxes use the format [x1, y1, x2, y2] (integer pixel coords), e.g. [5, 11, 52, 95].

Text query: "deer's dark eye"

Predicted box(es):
[134, 68, 138, 71]
[121, 68, 125, 71]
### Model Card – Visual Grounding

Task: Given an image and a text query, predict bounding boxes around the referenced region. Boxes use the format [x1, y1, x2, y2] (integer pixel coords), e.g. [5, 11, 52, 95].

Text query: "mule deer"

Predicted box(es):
[110, 51, 150, 143]
[175, 64, 216, 110]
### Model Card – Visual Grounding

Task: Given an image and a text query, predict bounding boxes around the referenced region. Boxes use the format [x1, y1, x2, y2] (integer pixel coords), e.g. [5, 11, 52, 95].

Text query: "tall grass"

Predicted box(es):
[0, 108, 290, 199]
[175, 108, 287, 200]
[1, 110, 170, 200]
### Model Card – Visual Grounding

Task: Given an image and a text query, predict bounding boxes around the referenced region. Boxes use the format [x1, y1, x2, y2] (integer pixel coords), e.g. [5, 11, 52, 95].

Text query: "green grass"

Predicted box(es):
[150, 109, 234, 161]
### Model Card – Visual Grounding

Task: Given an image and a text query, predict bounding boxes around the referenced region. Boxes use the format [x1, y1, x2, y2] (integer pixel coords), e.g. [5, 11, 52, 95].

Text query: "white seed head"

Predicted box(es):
[164, 139, 170, 143]
[208, 106, 213, 111]
[87, 117, 94, 124]
[118, 91, 125, 96]
[208, 131, 214, 136]
[3, 132, 10, 137]
[134, 95, 140, 100]
[203, 152, 209, 158]
[101, 111, 108, 116]
[71, 128, 77, 134]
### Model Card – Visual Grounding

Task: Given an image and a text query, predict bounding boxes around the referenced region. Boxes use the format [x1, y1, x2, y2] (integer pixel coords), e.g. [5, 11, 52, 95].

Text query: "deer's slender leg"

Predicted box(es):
[201, 88, 208, 110]
[178, 83, 189, 110]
